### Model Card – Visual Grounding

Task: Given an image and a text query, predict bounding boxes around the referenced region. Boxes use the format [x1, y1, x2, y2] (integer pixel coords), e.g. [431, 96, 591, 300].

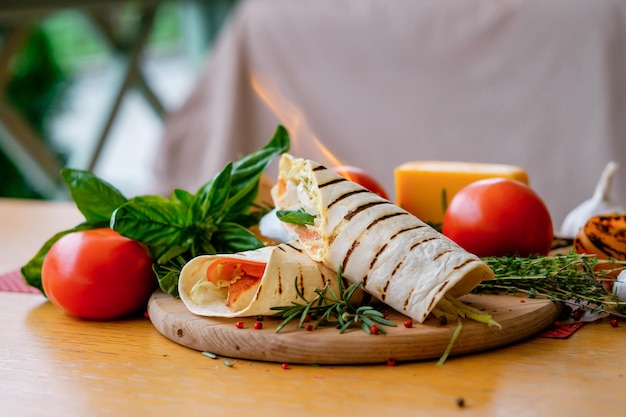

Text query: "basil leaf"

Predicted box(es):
[212, 222, 264, 253]
[232, 125, 290, 188]
[152, 255, 190, 297]
[152, 243, 192, 266]
[61, 168, 127, 223]
[170, 188, 195, 210]
[20, 221, 107, 295]
[156, 267, 181, 297]
[224, 126, 290, 216]
[193, 163, 233, 222]
[226, 210, 267, 229]
[111, 195, 189, 248]
[21, 125, 293, 300]
[276, 209, 316, 226]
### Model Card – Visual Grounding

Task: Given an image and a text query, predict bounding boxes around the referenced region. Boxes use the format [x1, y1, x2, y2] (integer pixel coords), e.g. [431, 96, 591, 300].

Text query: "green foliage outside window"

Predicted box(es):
[0, 1, 236, 199]
[0, 26, 68, 199]
[0, 3, 183, 199]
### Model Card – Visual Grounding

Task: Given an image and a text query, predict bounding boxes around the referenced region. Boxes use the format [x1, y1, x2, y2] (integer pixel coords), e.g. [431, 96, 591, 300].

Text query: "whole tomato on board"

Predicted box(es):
[42, 228, 157, 320]
[441, 178, 553, 257]
[331, 165, 389, 200]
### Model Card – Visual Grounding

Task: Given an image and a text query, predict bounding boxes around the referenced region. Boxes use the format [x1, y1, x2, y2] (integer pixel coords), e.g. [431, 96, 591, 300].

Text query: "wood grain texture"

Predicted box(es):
[5, 192, 626, 417]
[0, 198, 83, 275]
[148, 291, 559, 364]
[4, 290, 626, 417]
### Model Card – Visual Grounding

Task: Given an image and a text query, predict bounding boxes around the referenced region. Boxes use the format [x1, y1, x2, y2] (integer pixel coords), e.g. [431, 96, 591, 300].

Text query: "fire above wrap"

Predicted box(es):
[178, 242, 338, 317]
[271, 154, 495, 323]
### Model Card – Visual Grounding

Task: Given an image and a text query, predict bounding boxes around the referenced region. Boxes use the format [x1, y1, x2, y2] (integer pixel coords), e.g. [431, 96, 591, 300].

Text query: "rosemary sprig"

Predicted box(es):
[479, 251, 626, 314]
[271, 268, 397, 334]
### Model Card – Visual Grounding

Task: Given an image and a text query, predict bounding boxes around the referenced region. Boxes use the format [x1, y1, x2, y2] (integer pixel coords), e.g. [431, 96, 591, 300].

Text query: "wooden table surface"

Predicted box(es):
[1, 197, 625, 417]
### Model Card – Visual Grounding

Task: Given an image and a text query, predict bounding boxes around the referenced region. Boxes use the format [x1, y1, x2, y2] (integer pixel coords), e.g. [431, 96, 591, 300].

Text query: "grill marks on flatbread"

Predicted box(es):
[433, 249, 452, 261]
[402, 288, 415, 310]
[273, 154, 494, 323]
[339, 204, 408, 275]
[178, 242, 339, 318]
[325, 187, 477, 312]
[286, 243, 336, 291]
[327, 189, 371, 209]
[362, 243, 387, 287]
[319, 178, 347, 189]
[334, 197, 474, 299]
[282, 242, 334, 294]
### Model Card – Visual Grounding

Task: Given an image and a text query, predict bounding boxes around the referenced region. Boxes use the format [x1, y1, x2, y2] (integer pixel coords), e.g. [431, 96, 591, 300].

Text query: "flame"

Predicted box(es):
[250, 72, 344, 167]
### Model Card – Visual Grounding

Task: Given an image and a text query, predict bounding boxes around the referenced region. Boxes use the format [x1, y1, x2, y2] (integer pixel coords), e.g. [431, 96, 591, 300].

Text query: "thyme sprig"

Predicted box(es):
[479, 251, 626, 314]
[271, 268, 397, 334]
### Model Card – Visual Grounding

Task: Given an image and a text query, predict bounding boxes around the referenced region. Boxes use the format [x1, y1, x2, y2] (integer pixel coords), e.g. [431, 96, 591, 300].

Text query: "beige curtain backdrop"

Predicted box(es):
[150, 0, 626, 229]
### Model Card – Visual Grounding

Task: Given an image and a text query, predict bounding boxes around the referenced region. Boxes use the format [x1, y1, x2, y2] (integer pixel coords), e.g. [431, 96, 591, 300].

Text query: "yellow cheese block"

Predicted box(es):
[394, 161, 529, 227]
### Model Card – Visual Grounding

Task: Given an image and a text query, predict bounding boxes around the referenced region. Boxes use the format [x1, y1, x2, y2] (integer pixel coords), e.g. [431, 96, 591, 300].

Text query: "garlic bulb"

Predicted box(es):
[614, 269, 626, 302]
[559, 161, 625, 239]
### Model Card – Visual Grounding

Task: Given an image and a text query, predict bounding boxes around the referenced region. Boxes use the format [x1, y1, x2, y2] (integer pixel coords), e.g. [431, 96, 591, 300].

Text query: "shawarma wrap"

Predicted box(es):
[178, 242, 338, 317]
[271, 154, 495, 323]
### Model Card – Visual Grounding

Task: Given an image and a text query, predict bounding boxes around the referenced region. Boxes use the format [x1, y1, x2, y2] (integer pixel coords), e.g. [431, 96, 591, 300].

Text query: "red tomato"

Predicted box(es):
[42, 228, 156, 320]
[442, 178, 553, 257]
[331, 165, 389, 199]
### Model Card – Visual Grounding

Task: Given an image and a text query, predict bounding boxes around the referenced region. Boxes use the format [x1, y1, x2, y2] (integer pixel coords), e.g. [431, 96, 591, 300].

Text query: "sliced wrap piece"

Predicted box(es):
[179, 242, 338, 317]
[271, 154, 495, 323]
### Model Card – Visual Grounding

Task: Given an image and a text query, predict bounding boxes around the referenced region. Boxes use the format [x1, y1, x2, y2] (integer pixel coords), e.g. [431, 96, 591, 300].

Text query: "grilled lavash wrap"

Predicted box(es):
[271, 154, 495, 323]
[179, 242, 338, 317]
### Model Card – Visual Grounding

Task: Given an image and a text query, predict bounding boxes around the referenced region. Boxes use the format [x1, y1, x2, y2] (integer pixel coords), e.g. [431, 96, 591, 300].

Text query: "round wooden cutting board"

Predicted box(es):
[148, 291, 559, 365]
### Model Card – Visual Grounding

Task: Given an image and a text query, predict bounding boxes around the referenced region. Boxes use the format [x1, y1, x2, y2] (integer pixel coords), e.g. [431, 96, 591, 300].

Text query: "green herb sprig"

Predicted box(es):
[271, 268, 397, 334]
[276, 208, 315, 226]
[479, 251, 626, 314]
[21, 126, 291, 297]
